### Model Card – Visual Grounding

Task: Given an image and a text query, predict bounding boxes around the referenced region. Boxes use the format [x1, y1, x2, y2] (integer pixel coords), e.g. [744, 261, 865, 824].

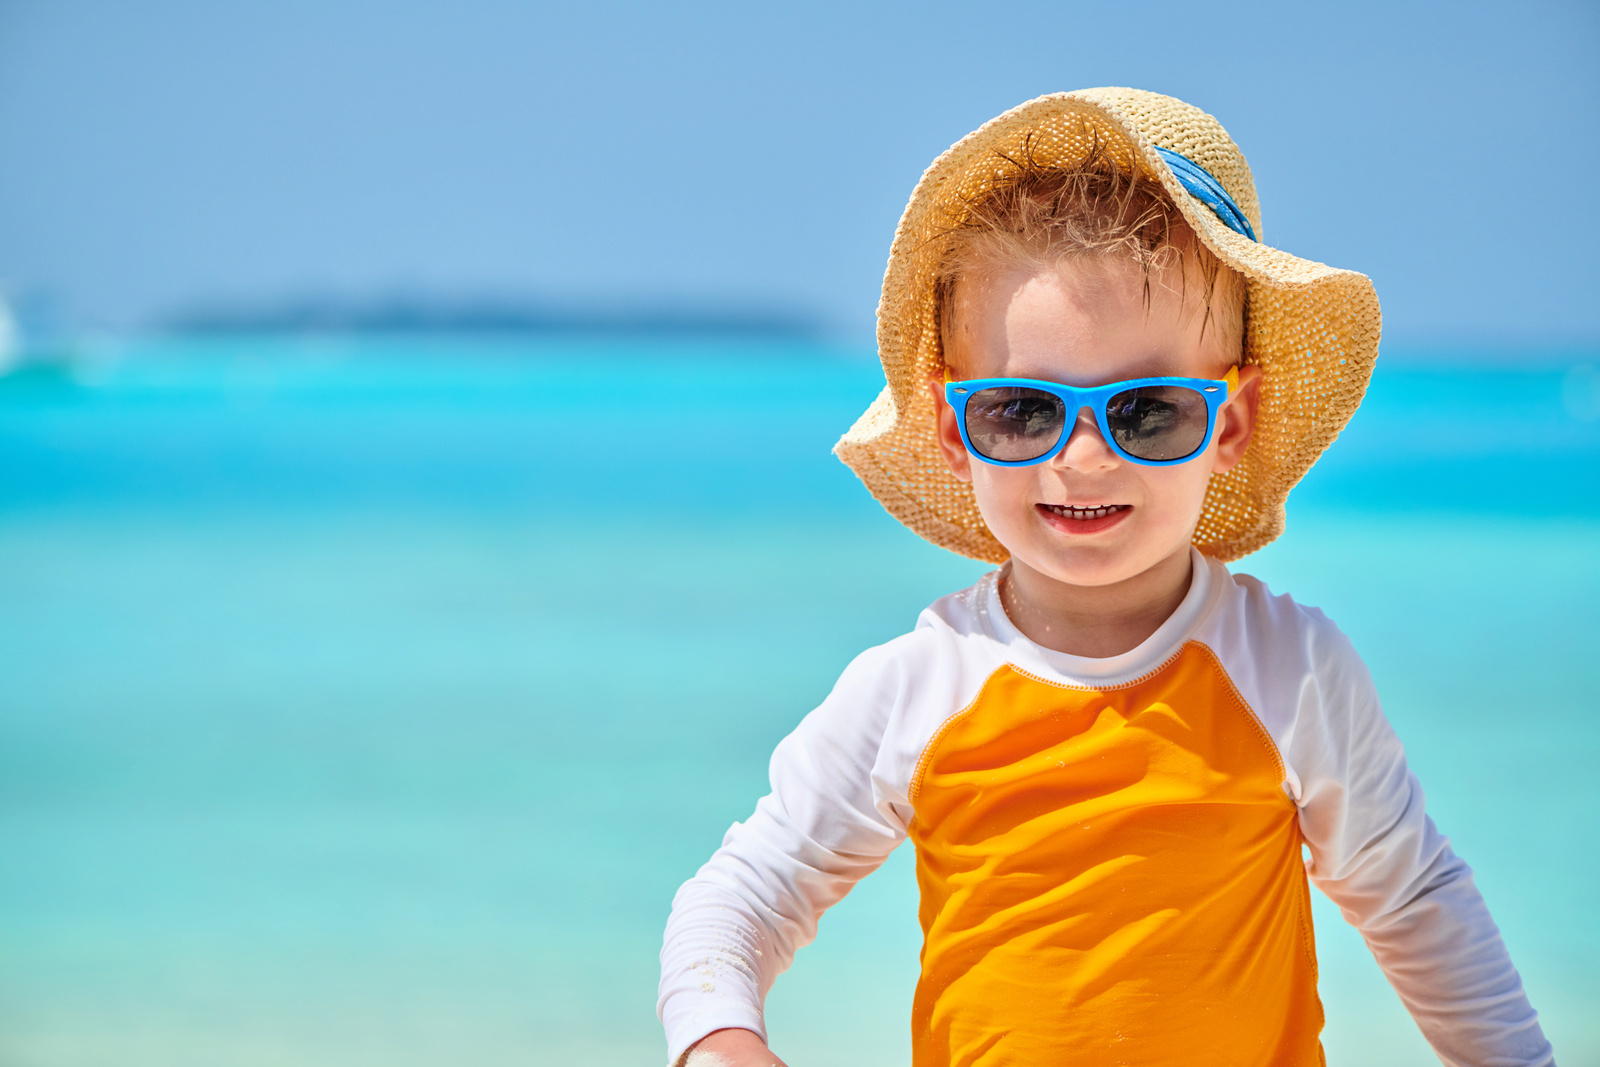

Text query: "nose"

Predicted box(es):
[1048, 406, 1119, 470]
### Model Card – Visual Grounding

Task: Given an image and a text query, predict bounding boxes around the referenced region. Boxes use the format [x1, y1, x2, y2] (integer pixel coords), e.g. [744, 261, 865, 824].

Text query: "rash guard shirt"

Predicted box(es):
[658, 552, 1552, 1066]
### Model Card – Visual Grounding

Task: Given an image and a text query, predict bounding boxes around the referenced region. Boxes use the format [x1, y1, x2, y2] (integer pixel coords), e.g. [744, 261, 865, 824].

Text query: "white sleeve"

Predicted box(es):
[656, 640, 913, 1063]
[1290, 620, 1553, 1066]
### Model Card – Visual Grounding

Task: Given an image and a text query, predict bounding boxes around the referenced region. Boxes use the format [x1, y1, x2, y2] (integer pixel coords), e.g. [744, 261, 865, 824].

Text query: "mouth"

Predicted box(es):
[1041, 504, 1129, 520]
[1036, 502, 1132, 534]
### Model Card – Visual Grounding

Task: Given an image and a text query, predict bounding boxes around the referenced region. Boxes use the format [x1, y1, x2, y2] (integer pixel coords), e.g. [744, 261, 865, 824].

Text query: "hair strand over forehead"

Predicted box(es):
[929, 126, 1244, 362]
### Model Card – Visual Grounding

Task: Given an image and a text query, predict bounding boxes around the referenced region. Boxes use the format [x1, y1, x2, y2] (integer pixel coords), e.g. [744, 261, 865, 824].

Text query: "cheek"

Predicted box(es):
[1139, 459, 1214, 521]
[967, 466, 1041, 521]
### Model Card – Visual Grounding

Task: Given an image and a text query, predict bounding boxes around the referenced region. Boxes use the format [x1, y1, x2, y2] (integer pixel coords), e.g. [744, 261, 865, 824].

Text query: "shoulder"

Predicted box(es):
[828, 570, 1007, 694]
[1194, 561, 1383, 783]
[1198, 561, 1369, 684]
[787, 571, 1011, 804]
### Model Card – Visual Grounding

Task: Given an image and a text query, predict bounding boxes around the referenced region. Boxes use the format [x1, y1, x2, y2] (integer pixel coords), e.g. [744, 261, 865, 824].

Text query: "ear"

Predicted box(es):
[1211, 364, 1262, 475]
[928, 375, 973, 483]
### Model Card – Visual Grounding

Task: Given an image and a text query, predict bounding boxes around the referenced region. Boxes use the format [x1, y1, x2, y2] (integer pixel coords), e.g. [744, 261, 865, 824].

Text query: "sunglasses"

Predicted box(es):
[944, 366, 1239, 467]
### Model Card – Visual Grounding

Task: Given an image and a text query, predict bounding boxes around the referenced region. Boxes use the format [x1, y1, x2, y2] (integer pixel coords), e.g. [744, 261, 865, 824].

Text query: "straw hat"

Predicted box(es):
[835, 88, 1380, 563]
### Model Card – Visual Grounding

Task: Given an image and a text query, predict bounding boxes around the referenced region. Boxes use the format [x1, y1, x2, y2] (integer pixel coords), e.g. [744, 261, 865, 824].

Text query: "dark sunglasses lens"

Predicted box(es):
[964, 387, 1067, 462]
[1105, 385, 1210, 461]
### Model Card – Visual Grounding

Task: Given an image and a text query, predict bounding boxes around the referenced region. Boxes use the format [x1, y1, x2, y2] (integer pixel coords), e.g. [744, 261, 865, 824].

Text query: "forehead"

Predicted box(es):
[945, 252, 1232, 385]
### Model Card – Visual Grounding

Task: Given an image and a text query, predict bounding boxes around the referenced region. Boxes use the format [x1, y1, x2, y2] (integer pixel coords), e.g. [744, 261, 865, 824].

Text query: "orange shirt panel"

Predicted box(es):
[908, 643, 1322, 1067]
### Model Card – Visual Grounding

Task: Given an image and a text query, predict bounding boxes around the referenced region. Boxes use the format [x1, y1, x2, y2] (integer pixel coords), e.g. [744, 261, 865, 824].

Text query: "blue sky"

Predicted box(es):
[0, 0, 1595, 345]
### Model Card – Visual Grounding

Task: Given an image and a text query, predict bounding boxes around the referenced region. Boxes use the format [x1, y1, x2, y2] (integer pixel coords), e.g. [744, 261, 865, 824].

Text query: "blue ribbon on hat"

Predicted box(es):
[1153, 146, 1257, 242]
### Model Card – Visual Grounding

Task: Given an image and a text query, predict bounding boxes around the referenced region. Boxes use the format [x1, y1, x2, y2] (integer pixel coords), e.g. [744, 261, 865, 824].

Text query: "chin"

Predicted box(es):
[1010, 529, 1193, 590]
[1021, 546, 1150, 588]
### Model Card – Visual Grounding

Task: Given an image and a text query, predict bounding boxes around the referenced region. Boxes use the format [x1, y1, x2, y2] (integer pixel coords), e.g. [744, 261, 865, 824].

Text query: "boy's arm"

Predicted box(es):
[658, 641, 913, 1065]
[1292, 624, 1553, 1066]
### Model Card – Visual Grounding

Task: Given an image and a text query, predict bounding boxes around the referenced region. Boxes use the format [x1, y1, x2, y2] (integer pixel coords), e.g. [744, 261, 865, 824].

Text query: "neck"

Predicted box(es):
[1000, 547, 1195, 658]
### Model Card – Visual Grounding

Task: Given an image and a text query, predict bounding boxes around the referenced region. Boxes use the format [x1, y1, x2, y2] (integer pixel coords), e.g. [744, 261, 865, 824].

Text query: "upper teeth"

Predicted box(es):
[1050, 504, 1121, 519]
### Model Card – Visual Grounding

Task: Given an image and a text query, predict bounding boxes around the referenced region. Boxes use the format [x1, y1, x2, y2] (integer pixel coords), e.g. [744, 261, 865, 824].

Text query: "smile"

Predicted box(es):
[1041, 504, 1131, 520]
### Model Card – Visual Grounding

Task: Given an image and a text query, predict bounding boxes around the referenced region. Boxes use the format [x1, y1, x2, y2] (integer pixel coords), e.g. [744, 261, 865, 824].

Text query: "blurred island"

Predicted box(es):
[162, 297, 826, 339]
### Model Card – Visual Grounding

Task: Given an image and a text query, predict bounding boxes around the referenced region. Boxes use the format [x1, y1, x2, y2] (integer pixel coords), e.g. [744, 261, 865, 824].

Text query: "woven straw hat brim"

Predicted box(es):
[835, 88, 1381, 564]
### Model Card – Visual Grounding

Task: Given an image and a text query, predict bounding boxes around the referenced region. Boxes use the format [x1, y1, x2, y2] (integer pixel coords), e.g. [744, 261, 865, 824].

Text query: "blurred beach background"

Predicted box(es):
[1, 3, 1596, 1065]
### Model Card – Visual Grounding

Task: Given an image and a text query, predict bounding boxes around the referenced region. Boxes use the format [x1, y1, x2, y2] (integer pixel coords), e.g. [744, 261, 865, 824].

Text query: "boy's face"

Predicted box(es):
[932, 250, 1261, 592]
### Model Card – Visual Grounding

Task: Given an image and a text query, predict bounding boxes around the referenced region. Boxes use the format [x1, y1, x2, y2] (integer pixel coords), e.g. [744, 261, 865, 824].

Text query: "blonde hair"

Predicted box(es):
[932, 135, 1246, 359]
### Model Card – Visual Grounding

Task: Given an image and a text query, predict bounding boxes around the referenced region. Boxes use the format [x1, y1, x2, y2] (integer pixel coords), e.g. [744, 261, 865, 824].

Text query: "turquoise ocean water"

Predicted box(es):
[1, 337, 1596, 1065]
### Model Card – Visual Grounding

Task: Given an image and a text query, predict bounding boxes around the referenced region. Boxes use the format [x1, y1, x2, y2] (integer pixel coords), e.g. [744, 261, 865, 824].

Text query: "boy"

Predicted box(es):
[658, 89, 1552, 1066]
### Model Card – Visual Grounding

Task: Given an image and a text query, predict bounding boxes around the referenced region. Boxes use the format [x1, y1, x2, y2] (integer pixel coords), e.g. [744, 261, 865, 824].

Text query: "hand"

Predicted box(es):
[682, 1027, 790, 1067]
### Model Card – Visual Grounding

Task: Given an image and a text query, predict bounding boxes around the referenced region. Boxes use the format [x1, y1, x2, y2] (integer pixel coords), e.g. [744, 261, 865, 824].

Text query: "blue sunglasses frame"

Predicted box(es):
[944, 366, 1239, 467]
